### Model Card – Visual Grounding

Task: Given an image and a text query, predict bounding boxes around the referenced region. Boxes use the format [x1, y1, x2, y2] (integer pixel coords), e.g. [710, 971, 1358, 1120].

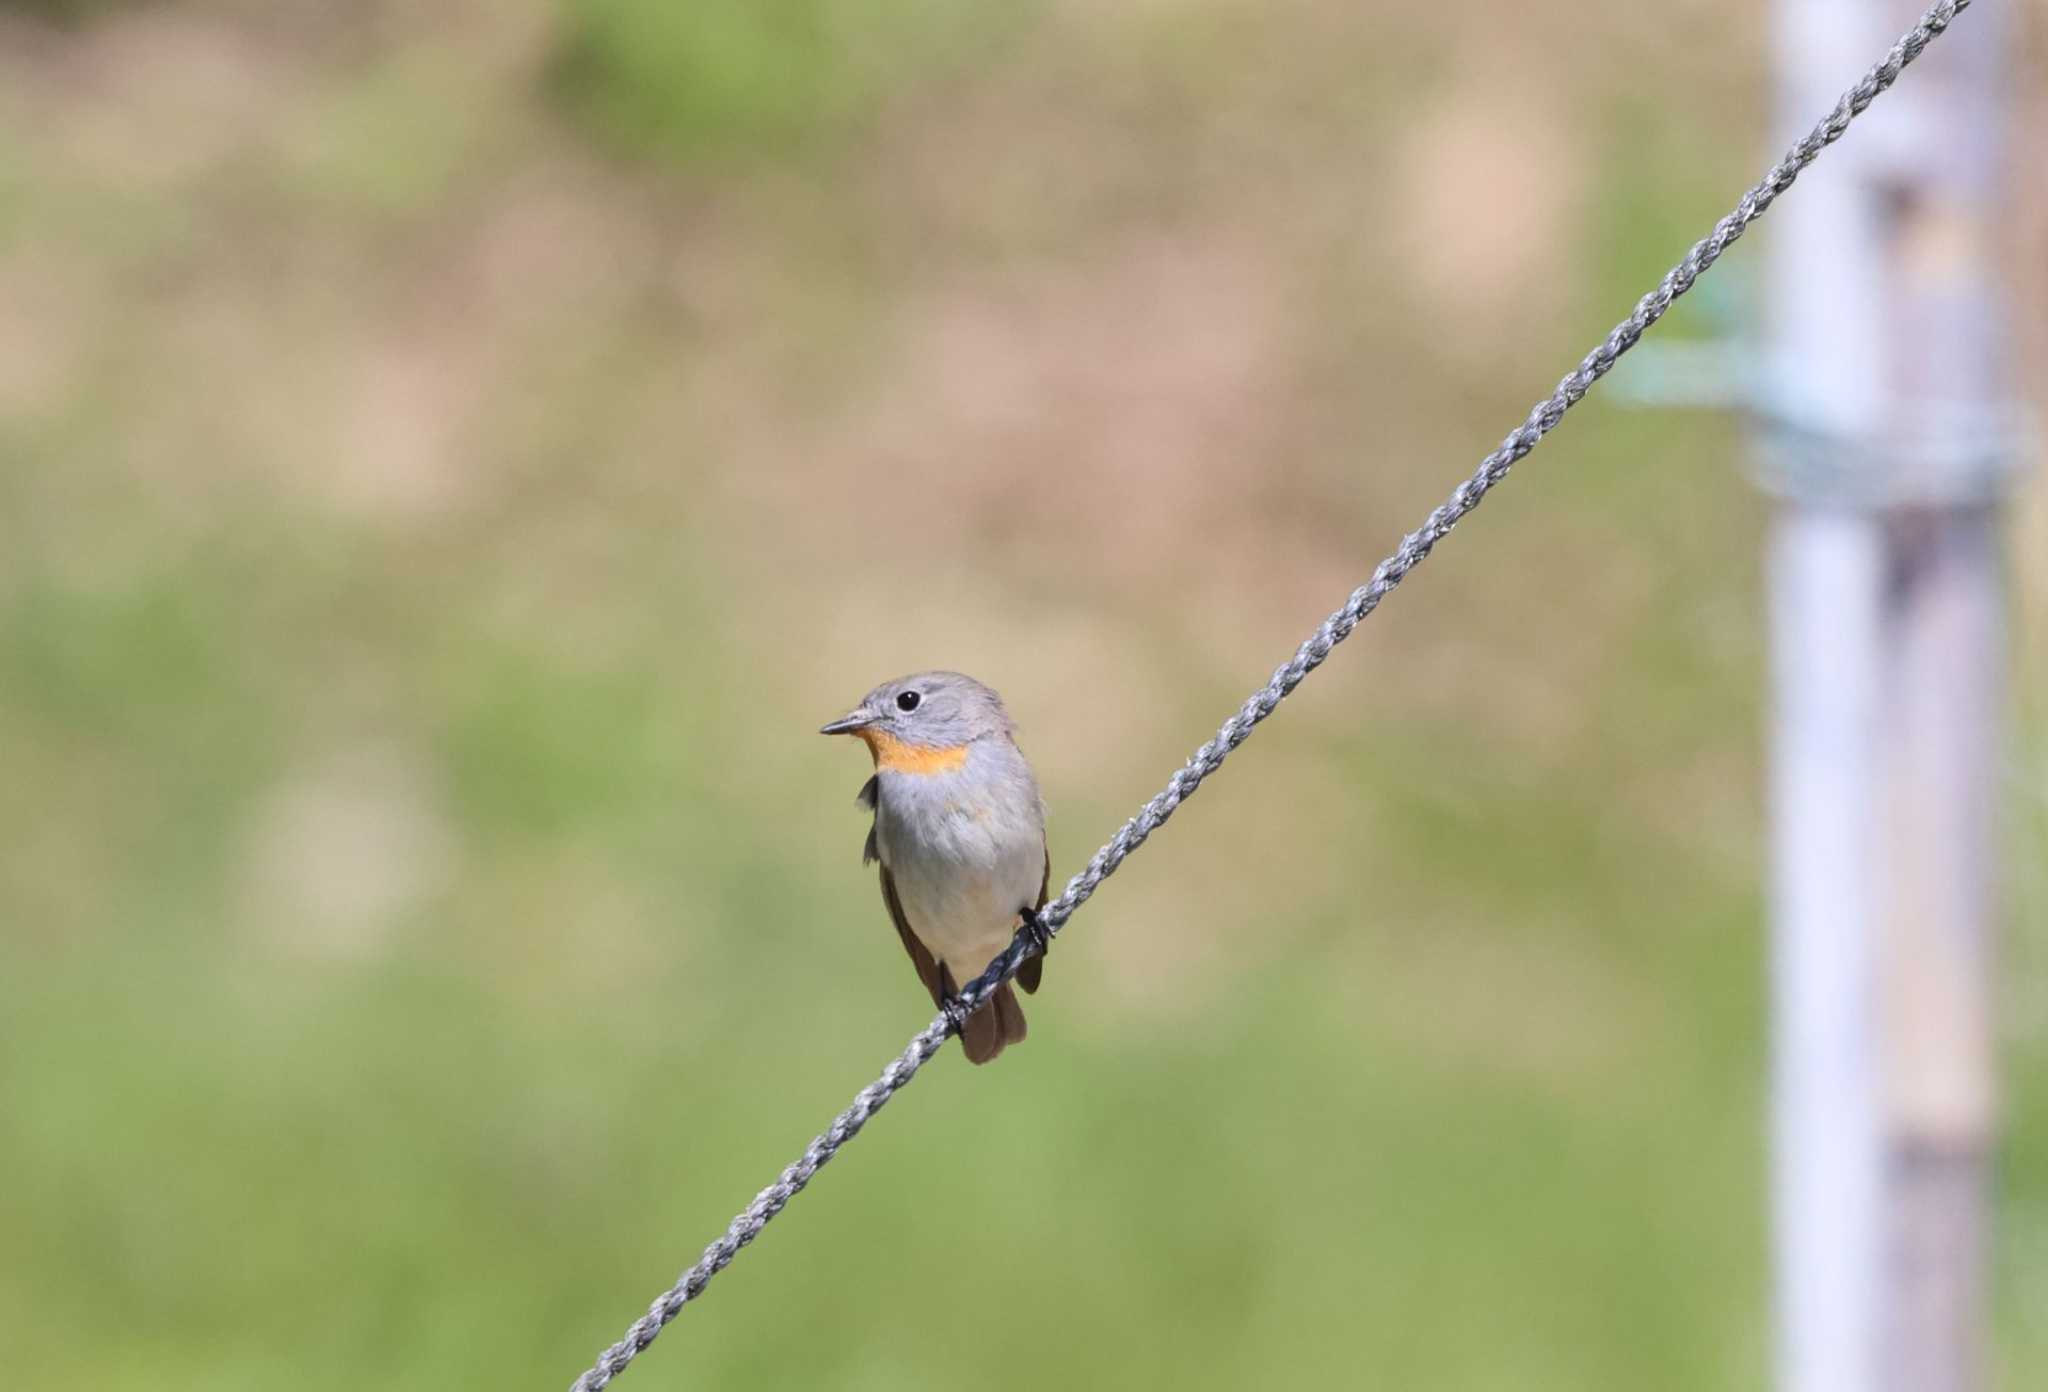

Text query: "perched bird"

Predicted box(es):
[821, 671, 1049, 1064]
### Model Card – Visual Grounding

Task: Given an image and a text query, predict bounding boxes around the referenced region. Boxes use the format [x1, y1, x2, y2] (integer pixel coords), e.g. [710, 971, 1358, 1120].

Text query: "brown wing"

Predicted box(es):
[1016, 845, 1049, 995]
[879, 863, 947, 1009]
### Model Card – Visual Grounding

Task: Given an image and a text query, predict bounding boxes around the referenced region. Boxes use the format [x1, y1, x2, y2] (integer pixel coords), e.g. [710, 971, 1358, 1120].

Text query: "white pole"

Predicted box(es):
[1763, 4, 2011, 1392]
[1768, 513, 1887, 1392]
[1766, 7, 1892, 1390]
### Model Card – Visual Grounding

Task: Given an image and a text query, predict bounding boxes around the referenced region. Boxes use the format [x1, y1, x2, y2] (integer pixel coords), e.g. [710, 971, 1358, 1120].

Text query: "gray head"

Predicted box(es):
[819, 670, 1015, 751]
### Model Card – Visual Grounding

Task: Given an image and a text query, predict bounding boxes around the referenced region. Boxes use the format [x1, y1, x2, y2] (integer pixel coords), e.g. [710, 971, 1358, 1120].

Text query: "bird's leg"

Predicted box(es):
[1017, 906, 1052, 960]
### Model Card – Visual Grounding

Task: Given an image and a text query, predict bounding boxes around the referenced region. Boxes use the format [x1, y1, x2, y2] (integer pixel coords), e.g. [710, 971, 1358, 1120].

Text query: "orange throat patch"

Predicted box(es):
[859, 728, 970, 776]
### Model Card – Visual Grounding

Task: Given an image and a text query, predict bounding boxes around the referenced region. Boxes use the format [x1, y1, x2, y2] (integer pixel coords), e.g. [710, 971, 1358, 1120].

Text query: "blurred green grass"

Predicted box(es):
[551, 0, 1027, 164]
[0, 2, 2042, 1388]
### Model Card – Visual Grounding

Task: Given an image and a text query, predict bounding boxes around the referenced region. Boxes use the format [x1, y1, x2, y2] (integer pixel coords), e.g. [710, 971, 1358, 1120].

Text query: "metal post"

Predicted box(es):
[1765, 11, 1892, 1392]
[1768, 510, 1887, 1392]
[1762, 4, 2014, 1392]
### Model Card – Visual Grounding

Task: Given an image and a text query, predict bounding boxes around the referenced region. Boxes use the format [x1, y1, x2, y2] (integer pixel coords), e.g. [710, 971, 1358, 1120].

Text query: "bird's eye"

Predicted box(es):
[896, 690, 921, 712]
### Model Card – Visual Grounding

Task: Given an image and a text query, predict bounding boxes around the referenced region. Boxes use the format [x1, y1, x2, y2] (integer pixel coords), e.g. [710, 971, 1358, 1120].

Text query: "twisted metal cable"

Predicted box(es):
[566, 4, 1972, 1386]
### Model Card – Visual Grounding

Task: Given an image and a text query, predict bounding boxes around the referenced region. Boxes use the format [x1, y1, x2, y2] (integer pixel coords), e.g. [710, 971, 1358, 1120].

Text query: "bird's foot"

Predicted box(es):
[1017, 906, 1052, 959]
[940, 995, 974, 1038]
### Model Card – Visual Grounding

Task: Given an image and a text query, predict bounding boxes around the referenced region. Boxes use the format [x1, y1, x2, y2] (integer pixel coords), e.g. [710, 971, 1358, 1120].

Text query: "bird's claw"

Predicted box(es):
[1018, 906, 1052, 959]
[940, 995, 974, 1038]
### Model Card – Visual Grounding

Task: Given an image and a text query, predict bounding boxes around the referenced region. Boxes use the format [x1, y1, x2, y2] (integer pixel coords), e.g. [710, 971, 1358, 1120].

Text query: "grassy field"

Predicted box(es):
[1, 2, 2042, 1387]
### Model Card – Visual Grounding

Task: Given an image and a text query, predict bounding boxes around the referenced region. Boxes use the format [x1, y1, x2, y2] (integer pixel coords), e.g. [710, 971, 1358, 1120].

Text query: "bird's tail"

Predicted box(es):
[960, 981, 1028, 1065]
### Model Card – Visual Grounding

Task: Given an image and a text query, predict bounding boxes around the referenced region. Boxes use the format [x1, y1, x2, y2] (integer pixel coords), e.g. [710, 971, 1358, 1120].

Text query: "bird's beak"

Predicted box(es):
[819, 708, 874, 736]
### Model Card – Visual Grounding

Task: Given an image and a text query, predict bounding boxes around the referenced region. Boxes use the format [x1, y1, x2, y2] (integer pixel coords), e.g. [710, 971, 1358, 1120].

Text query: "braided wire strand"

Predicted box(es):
[567, 4, 1972, 1386]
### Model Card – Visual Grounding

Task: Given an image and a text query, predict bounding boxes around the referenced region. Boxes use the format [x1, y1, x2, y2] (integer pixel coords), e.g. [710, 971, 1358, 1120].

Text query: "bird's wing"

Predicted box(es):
[1016, 844, 1049, 995]
[858, 777, 880, 866]
[879, 862, 948, 1009]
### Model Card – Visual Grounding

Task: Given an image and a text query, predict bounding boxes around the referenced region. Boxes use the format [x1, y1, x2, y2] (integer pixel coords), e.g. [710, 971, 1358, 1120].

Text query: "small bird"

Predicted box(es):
[821, 671, 1049, 1064]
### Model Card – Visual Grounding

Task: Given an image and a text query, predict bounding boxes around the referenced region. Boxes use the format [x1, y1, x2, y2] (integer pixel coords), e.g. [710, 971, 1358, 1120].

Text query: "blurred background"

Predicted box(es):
[1, 1, 2042, 1388]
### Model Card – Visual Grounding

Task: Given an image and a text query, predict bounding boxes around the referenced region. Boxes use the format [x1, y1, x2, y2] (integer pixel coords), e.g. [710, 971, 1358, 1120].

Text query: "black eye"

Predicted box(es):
[896, 690, 921, 712]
